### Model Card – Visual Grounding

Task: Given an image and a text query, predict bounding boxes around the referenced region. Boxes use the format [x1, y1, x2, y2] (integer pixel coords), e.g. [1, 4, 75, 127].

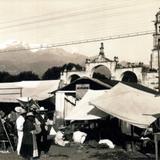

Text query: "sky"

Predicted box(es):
[0, 0, 160, 64]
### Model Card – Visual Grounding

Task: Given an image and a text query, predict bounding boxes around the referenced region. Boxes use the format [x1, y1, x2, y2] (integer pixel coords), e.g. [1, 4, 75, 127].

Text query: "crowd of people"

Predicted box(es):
[0, 105, 54, 160]
[0, 102, 92, 160]
[0, 103, 156, 159]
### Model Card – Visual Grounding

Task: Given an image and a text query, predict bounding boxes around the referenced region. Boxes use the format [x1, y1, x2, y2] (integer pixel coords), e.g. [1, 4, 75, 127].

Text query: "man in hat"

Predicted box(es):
[15, 106, 26, 156]
[35, 106, 49, 156]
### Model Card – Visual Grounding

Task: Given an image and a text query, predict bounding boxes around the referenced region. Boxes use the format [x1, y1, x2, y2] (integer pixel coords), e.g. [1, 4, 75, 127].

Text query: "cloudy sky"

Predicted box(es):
[0, 0, 160, 64]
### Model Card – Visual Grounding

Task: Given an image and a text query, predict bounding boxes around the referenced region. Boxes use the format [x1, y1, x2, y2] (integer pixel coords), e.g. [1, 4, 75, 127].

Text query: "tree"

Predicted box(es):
[16, 71, 40, 81]
[42, 66, 62, 80]
[62, 63, 83, 71]
[0, 71, 12, 82]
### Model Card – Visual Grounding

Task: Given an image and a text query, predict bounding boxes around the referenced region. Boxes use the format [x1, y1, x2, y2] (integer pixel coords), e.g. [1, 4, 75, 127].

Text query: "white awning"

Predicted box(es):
[0, 80, 60, 102]
[65, 90, 107, 120]
[90, 82, 160, 128]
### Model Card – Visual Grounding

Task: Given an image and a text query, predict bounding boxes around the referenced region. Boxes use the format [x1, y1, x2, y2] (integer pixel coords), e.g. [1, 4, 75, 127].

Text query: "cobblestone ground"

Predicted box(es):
[0, 144, 156, 160]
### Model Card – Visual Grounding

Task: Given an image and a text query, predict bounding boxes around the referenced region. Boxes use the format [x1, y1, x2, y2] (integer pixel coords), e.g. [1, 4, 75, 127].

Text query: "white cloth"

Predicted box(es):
[16, 115, 25, 155]
[35, 118, 41, 134]
[49, 127, 57, 136]
[73, 131, 87, 144]
[54, 131, 69, 146]
[98, 139, 115, 149]
[32, 133, 38, 158]
[46, 119, 54, 125]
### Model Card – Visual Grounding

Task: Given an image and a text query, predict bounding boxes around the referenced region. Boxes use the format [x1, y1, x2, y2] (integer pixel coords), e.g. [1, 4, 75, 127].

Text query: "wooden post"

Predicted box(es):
[154, 132, 160, 160]
[0, 118, 14, 152]
[131, 125, 135, 152]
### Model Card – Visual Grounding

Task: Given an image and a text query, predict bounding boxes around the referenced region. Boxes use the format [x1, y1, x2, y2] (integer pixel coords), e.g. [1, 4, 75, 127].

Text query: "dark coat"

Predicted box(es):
[20, 116, 35, 158]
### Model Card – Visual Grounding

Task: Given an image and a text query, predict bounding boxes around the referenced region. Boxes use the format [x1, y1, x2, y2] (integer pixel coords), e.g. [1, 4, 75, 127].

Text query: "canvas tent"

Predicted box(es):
[54, 76, 112, 121]
[0, 80, 60, 103]
[90, 82, 160, 128]
[52, 76, 112, 92]
[65, 90, 107, 120]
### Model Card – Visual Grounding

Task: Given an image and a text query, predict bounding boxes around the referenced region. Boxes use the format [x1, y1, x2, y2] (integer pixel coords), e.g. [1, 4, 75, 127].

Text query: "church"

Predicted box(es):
[60, 10, 160, 91]
[60, 42, 143, 84]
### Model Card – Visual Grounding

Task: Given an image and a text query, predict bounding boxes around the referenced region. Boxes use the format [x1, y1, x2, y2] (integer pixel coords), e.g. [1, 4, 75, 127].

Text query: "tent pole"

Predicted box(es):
[1, 119, 14, 152]
[131, 125, 134, 152]
[154, 133, 160, 160]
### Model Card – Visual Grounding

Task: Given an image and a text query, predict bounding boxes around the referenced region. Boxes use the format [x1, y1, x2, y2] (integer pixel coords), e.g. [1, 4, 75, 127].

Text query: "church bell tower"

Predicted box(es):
[151, 9, 160, 69]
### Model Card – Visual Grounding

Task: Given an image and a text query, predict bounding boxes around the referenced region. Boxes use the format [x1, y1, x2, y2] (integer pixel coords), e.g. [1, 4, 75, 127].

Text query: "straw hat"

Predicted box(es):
[38, 106, 48, 112]
[17, 97, 32, 102]
[15, 106, 26, 114]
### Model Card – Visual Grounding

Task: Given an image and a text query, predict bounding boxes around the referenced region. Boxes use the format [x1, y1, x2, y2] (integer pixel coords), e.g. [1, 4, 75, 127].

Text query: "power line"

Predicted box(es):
[0, 0, 157, 31]
[0, 0, 141, 25]
[4, 9, 152, 36]
[0, 30, 154, 53]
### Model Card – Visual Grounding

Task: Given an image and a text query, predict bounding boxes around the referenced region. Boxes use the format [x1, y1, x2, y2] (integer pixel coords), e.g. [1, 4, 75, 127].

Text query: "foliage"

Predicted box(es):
[42, 66, 62, 80]
[42, 63, 83, 80]
[16, 71, 40, 81]
[62, 63, 83, 71]
[0, 71, 12, 82]
[0, 63, 83, 82]
[0, 71, 40, 82]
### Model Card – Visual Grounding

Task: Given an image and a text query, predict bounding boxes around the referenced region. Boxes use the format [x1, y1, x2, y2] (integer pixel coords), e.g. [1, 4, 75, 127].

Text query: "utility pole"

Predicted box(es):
[158, 39, 160, 93]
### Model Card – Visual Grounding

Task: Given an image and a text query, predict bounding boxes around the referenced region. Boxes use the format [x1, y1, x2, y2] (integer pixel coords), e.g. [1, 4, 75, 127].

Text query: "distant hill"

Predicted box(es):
[0, 42, 87, 76]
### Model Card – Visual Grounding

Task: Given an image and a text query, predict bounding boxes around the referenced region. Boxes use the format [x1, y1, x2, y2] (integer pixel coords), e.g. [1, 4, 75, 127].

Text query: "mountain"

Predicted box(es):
[0, 42, 87, 76]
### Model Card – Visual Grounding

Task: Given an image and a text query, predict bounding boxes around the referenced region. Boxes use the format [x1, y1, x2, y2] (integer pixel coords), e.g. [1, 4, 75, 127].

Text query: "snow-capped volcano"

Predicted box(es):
[0, 41, 86, 76]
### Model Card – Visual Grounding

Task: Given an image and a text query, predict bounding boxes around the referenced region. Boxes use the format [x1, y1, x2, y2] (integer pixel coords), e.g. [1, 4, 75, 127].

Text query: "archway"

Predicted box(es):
[68, 74, 80, 83]
[121, 71, 138, 83]
[91, 65, 111, 80]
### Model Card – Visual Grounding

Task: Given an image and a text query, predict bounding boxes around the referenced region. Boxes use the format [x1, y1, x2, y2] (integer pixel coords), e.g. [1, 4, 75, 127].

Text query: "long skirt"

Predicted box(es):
[20, 132, 38, 158]
[17, 131, 23, 155]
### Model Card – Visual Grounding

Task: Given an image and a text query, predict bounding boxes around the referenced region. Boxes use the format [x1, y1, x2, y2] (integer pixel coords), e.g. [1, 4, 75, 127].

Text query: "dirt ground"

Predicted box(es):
[0, 143, 156, 160]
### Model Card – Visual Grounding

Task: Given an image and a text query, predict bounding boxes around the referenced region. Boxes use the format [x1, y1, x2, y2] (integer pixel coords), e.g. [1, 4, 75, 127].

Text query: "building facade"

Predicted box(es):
[60, 42, 144, 86]
[60, 10, 160, 91]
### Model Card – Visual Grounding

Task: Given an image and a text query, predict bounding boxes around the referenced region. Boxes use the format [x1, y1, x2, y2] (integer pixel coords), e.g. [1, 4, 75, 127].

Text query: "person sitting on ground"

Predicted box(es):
[54, 125, 69, 147]
[140, 127, 154, 154]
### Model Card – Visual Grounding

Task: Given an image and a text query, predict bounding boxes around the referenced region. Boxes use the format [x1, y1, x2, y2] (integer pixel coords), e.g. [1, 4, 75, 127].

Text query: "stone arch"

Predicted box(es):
[91, 65, 111, 79]
[68, 74, 80, 83]
[121, 71, 138, 83]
